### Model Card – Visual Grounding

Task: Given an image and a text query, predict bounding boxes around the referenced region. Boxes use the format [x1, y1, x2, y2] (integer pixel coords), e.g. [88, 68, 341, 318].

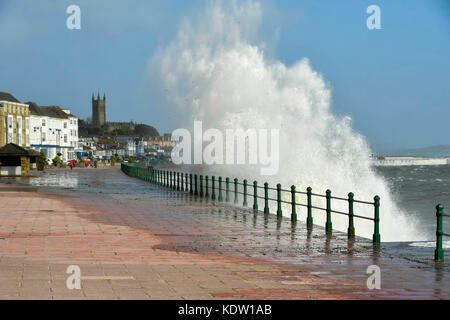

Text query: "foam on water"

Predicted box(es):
[150, 0, 423, 241]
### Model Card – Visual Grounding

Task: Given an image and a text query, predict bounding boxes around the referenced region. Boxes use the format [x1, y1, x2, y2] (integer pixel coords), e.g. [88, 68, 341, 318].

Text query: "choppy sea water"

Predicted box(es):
[376, 165, 450, 244]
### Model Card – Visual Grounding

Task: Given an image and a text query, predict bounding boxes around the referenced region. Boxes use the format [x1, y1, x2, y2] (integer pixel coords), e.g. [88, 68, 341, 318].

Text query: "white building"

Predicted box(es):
[373, 156, 450, 166]
[27, 102, 78, 162]
[115, 137, 136, 156]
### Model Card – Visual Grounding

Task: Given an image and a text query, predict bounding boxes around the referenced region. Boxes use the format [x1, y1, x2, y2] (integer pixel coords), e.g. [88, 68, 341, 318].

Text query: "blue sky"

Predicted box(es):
[0, 0, 449, 151]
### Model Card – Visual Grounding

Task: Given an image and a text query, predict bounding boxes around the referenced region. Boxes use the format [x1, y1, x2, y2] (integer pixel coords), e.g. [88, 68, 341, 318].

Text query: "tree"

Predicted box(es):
[52, 156, 62, 166]
[36, 153, 47, 171]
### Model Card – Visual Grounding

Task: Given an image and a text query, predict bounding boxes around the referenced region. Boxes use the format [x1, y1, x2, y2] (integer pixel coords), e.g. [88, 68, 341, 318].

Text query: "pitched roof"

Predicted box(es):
[0, 143, 41, 156]
[26, 102, 78, 119]
[0, 91, 21, 103]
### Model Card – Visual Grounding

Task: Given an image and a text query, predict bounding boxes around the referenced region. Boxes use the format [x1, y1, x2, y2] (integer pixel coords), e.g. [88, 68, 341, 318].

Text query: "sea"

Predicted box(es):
[376, 165, 450, 242]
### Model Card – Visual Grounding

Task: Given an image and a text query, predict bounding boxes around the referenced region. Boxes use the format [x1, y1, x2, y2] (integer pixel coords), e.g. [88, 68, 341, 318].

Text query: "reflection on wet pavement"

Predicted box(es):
[4, 167, 450, 296]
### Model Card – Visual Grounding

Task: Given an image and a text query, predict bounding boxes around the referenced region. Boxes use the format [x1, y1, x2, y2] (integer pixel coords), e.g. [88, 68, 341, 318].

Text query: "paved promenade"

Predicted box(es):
[0, 167, 448, 299]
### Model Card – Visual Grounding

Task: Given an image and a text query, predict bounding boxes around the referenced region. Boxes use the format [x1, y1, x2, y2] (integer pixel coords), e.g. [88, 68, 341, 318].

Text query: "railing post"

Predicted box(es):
[199, 175, 204, 197]
[373, 195, 381, 244]
[211, 176, 216, 200]
[194, 174, 198, 195]
[264, 182, 269, 214]
[234, 178, 238, 204]
[325, 189, 332, 233]
[164, 170, 167, 187]
[218, 177, 223, 201]
[172, 171, 176, 188]
[253, 181, 258, 211]
[307, 187, 313, 228]
[348, 192, 355, 238]
[177, 172, 180, 191]
[164, 170, 169, 187]
[225, 178, 230, 202]
[180, 173, 184, 190]
[173, 171, 177, 190]
[243, 179, 248, 207]
[205, 175, 209, 198]
[168, 171, 171, 188]
[171, 171, 174, 189]
[172, 171, 175, 189]
[185, 173, 188, 191]
[189, 174, 193, 194]
[277, 184, 282, 217]
[173, 171, 176, 189]
[435, 204, 444, 262]
[291, 185, 296, 222]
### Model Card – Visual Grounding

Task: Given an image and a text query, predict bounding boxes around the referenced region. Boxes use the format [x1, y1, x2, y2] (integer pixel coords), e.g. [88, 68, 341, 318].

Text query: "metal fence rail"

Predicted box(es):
[121, 163, 381, 244]
[435, 204, 449, 262]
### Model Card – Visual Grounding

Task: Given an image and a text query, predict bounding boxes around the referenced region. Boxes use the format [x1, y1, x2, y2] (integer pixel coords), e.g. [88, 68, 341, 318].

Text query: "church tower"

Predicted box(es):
[92, 92, 106, 127]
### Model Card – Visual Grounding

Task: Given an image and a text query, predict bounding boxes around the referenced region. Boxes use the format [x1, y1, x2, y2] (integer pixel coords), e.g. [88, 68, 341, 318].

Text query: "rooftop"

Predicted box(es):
[0, 143, 41, 157]
[26, 102, 78, 119]
[0, 91, 23, 108]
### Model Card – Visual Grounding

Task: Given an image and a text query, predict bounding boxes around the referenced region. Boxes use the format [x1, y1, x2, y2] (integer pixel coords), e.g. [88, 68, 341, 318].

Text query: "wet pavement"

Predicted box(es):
[0, 166, 449, 299]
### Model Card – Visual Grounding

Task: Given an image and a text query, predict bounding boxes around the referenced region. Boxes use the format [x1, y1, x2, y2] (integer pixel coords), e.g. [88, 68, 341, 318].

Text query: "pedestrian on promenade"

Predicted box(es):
[69, 160, 73, 170]
[94, 159, 98, 168]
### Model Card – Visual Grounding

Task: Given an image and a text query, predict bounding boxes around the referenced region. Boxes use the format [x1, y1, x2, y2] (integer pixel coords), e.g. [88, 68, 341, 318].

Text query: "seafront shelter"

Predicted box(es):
[0, 143, 40, 176]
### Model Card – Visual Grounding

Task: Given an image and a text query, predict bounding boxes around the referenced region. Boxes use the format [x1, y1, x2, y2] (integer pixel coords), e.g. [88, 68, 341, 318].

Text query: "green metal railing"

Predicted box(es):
[121, 163, 381, 243]
[435, 204, 449, 262]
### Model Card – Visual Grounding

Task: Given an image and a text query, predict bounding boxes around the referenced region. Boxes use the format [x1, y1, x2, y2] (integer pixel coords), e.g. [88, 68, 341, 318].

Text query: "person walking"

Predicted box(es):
[69, 160, 74, 170]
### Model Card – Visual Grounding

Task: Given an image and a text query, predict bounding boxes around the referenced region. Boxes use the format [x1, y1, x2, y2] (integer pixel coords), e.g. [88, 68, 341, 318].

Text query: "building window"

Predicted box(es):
[64, 134, 68, 143]
[64, 122, 67, 128]
[17, 117, 22, 145]
[42, 119, 46, 126]
[25, 118, 30, 146]
[42, 132, 46, 142]
[7, 116, 13, 143]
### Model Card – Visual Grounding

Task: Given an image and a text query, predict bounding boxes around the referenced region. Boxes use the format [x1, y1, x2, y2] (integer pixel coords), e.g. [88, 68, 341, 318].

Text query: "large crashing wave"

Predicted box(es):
[150, 0, 422, 241]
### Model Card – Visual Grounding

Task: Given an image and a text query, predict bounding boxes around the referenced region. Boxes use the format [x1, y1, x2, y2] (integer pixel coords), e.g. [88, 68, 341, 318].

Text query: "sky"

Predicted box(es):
[0, 0, 449, 152]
